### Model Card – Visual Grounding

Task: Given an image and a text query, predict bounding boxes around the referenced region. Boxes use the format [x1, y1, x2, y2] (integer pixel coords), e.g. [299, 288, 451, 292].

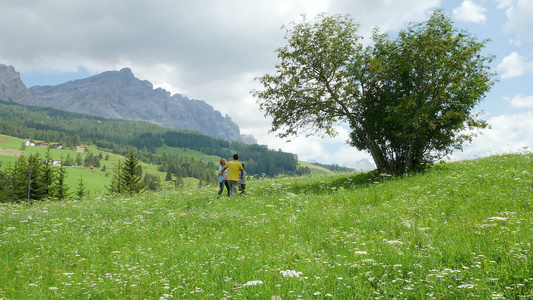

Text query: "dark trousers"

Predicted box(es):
[218, 180, 230, 196]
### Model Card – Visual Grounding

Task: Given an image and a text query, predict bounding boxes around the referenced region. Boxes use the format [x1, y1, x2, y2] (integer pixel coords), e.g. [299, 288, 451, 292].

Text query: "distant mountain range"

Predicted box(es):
[0, 64, 255, 143]
[342, 159, 375, 171]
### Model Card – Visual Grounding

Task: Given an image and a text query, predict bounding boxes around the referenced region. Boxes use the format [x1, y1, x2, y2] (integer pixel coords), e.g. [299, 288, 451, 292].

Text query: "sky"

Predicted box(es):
[0, 0, 532, 166]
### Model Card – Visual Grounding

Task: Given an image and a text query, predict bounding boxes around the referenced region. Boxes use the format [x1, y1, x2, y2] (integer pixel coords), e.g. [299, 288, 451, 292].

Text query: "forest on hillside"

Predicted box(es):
[0, 100, 311, 179]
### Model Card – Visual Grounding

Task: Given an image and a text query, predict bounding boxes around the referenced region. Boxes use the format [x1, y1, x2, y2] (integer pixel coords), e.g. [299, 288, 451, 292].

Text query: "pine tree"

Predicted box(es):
[121, 150, 145, 195]
[75, 176, 87, 200]
[27, 153, 46, 201]
[40, 149, 56, 199]
[0, 162, 9, 202]
[107, 160, 124, 194]
[7, 154, 30, 201]
[64, 154, 75, 166]
[144, 173, 162, 191]
[165, 170, 172, 181]
[56, 161, 70, 200]
[176, 174, 184, 188]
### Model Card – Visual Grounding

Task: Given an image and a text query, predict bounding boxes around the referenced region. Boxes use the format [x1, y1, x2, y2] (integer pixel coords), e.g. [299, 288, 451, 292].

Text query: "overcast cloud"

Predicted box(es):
[0, 0, 531, 165]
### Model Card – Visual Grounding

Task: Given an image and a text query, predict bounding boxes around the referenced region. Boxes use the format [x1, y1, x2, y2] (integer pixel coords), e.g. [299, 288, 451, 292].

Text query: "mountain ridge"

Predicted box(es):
[0, 64, 251, 143]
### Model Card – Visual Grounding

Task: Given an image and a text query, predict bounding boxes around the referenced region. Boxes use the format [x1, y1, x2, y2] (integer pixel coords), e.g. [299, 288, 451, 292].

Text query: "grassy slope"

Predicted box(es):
[0, 134, 177, 195]
[0, 152, 531, 298]
[156, 145, 221, 164]
[298, 160, 334, 174]
[1, 134, 332, 196]
[156, 143, 333, 174]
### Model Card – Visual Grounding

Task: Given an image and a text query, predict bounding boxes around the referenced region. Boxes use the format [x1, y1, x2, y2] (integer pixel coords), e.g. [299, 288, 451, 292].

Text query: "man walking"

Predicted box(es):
[220, 154, 244, 197]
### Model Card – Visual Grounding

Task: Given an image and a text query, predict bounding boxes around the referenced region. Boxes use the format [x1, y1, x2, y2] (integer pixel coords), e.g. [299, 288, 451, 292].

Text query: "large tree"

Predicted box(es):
[253, 10, 496, 174]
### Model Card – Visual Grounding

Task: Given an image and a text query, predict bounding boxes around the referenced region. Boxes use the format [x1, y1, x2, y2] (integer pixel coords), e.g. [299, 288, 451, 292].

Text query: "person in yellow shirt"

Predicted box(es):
[220, 154, 244, 197]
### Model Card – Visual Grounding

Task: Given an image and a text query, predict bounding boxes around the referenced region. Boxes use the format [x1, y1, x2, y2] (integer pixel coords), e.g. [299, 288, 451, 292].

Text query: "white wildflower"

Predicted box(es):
[458, 283, 476, 289]
[354, 251, 368, 255]
[488, 217, 507, 221]
[243, 280, 264, 286]
[280, 270, 303, 278]
[385, 240, 404, 245]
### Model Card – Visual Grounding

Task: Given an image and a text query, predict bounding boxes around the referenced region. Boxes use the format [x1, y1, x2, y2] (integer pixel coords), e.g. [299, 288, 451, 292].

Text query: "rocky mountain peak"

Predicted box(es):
[0, 64, 248, 142]
[0, 64, 34, 102]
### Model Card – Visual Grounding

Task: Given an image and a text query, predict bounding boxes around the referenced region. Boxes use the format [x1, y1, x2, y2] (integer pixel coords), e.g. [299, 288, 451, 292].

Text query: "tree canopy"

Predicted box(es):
[253, 10, 496, 174]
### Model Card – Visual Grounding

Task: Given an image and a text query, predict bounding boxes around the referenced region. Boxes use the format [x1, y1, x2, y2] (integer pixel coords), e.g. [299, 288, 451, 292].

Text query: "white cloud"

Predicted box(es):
[2, 0, 531, 166]
[504, 95, 533, 108]
[460, 112, 533, 157]
[500, 0, 533, 42]
[453, 0, 487, 23]
[497, 52, 533, 78]
[495, 0, 514, 9]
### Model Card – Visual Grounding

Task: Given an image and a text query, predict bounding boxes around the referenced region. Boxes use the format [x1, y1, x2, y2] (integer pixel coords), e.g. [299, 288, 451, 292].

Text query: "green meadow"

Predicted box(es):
[0, 134, 331, 197]
[0, 135, 214, 195]
[0, 151, 532, 299]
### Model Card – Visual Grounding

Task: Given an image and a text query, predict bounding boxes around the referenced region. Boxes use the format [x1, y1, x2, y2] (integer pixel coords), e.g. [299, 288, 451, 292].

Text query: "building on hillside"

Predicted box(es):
[50, 143, 62, 149]
[35, 141, 49, 147]
[22, 140, 35, 146]
[42, 159, 62, 166]
[73, 146, 86, 152]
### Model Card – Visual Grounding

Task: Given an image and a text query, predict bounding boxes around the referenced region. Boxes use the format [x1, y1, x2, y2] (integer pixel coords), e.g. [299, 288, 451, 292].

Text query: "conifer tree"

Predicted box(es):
[75, 176, 87, 200]
[121, 150, 145, 194]
[107, 160, 124, 194]
[0, 162, 15, 203]
[27, 153, 46, 200]
[39, 149, 56, 199]
[7, 154, 30, 201]
[176, 174, 184, 188]
[107, 151, 145, 195]
[56, 161, 70, 200]
[64, 154, 75, 166]
[143, 173, 162, 191]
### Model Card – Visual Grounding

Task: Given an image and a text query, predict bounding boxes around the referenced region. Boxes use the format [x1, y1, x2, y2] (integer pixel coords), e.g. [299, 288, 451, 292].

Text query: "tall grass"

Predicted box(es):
[0, 153, 532, 299]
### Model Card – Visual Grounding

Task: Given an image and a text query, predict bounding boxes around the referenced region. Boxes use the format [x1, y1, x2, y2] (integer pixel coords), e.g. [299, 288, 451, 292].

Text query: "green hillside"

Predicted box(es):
[298, 160, 334, 174]
[0, 100, 306, 178]
[0, 134, 193, 195]
[0, 133, 331, 197]
[0, 152, 531, 298]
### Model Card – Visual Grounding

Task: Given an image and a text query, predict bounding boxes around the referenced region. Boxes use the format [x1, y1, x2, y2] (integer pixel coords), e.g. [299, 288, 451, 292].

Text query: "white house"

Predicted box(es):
[22, 140, 35, 146]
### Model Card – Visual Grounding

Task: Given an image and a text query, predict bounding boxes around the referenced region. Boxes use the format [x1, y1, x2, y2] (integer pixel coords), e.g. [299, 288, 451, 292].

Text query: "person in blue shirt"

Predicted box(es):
[217, 158, 230, 196]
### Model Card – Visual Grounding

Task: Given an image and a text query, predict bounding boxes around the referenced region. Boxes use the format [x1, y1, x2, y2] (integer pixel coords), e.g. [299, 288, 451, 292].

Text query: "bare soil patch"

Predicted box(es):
[0, 148, 22, 156]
